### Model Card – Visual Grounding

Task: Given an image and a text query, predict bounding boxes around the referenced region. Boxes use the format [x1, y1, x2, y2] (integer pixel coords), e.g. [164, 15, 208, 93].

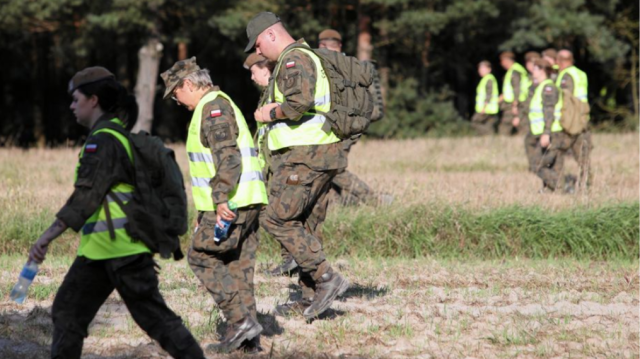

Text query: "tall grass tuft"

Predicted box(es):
[314, 202, 639, 260]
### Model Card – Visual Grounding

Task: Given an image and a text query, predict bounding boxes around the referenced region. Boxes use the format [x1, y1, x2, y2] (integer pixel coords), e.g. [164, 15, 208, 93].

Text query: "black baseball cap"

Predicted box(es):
[245, 12, 281, 53]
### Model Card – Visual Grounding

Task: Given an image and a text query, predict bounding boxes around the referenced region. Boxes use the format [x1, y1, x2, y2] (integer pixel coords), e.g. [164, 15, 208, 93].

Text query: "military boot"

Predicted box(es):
[564, 174, 577, 194]
[303, 272, 350, 320]
[274, 298, 312, 317]
[206, 316, 263, 354]
[268, 256, 298, 276]
[239, 335, 263, 354]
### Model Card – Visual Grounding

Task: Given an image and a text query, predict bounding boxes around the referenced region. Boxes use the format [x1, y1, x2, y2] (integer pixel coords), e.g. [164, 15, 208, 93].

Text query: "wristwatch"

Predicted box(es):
[270, 107, 277, 121]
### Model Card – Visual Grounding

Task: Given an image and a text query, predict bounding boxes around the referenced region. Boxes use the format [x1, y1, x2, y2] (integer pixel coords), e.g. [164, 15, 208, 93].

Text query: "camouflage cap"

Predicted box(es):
[244, 12, 281, 53]
[244, 53, 268, 70]
[318, 29, 342, 42]
[68, 67, 115, 94]
[160, 57, 201, 99]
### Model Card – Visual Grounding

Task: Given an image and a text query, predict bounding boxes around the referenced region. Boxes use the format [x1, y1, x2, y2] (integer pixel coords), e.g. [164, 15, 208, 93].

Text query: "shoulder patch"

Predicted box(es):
[286, 61, 296, 69]
[85, 143, 98, 153]
[212, 123, 231, 142]
[544, 86, 553, 93]
[210, 109, 222, 118]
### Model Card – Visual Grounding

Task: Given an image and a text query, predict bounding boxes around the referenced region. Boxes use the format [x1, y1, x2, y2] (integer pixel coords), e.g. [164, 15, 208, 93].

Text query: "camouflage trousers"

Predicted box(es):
[470, 113, 498, 136]
[51, 255, 205, 359]
[499, 102, 528, 136]
[568, 130, 593, 189]
[537, 132, 574, 190]
[524, 132, 542, 173]
[260, 159, 336, 297]
[329, 137, 375, 206]
[188, 207, 261, 324]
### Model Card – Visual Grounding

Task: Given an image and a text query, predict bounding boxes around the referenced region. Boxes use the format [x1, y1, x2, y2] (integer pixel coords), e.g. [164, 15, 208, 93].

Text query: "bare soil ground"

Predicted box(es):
[1, 257, 638, 358]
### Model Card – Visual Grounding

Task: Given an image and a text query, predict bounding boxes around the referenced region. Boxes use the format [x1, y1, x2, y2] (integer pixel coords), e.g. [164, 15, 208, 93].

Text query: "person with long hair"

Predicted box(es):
[29, 67, 205, 359]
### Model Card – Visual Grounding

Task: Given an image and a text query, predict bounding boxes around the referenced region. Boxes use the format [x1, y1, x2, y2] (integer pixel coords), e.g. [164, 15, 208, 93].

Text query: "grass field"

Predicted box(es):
[0, 133, 638, 358]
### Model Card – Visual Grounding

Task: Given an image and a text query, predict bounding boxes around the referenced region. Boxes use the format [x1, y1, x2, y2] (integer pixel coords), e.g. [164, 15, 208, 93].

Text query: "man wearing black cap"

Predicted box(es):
[245, 12, 350, 321]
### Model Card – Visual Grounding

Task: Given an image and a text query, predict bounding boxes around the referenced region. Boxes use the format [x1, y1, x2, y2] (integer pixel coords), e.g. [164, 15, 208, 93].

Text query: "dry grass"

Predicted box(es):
[0, 256, 637, 358]
[0, 133, 636, 218]
[0, 133, 638, 357]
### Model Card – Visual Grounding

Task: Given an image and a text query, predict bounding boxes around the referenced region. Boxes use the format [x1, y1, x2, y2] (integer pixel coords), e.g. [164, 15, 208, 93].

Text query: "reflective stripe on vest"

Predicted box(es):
[268, 44, 340, 150]
[503, 62, 529, 103]
[556, 66, 588, 103]
[186, 91, 268, 211]
[74, 118, 150, 259]
[475, 74, 499, 114]
[528, 80, 564, 136]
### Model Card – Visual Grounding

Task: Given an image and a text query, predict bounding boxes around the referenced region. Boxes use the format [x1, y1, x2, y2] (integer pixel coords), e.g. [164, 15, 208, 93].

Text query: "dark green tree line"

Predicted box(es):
[0, 0, 636, 147]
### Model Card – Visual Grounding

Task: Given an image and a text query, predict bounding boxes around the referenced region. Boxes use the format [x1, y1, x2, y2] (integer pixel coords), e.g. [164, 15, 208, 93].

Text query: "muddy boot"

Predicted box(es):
[564, 174, 577, 194]
[303, 272, 350, 320]
[274, 298, 312, 317]
[268, 257, 298, 276]
[239, 335, 263, 354]
[206, 316, 263, 354]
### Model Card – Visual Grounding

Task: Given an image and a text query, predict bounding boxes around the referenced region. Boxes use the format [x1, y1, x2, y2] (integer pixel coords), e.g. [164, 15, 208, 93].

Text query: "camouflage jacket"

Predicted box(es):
[199, 88, 242, 205]
[273, 41, 347, 171]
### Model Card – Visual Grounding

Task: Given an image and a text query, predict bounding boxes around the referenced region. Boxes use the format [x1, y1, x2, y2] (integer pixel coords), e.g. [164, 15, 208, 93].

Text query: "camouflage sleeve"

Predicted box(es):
[542, 84, 559, 135]
[200, 97, 241, 205]
[560, 73, 574, 94]
[276, 50, 317, 120]
[56, 133, 133, 232]
[485, 78, 493, 104]
[512, 71, 521, 104]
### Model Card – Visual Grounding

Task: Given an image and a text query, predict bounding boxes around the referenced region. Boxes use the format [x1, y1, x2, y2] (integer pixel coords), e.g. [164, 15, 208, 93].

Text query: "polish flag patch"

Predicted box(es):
[286, 61, 296, 68]
[85, 144, 98, 153]
[210, 109, 222, 118]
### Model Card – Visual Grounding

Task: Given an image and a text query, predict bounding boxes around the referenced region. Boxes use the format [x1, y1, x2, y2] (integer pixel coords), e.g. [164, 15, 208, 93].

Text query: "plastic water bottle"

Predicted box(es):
[10, 261, 39, 304]
[214, 201, 238, 243]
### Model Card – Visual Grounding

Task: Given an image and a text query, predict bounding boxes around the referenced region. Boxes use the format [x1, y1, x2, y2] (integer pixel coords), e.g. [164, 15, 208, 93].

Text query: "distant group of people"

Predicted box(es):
[472, 49, 592, 193]
[28, 12, 387, 359]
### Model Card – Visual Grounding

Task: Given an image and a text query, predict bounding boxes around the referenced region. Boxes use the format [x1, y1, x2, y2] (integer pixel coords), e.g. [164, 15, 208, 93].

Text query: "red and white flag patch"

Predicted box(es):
[210, 109, 222, 118]
[286, 61, 296, 68]
[85, 144, 98, 153]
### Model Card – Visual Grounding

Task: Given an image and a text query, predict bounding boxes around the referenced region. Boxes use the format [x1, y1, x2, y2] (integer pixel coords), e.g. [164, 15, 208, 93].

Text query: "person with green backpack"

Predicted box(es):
[528, 59, 576, 193]
[246, 12, 350, 321]
[556, 49, 592, 189]
[161, 57, 268, 353]
[28, 67, 205, 359]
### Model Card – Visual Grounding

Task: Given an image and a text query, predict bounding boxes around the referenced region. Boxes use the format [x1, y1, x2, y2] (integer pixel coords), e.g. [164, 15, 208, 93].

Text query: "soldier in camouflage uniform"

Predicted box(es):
[317, 29, 389, 206]
[529, 59, 574, 192]
[556, 49, 592, 190]
[161, 58, 266, 353]
[499, 51, 528, 136]
[245, 12, 350, 320]
[523, 51, 542, 171]
[244, 53, 301, 276]
[471, 60, 499, 135]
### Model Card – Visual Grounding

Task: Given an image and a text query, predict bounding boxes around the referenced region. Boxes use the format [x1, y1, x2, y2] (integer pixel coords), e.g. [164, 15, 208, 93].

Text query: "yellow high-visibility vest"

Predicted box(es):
[186, 91, 268, 211]
[556, 65, 588, 103]
[503, 62, 529, 103]
[475, 74, 499, 114]
[268, 44, 340, 150]
[528, 79, 563, 135]
[76, 118, 150, 260]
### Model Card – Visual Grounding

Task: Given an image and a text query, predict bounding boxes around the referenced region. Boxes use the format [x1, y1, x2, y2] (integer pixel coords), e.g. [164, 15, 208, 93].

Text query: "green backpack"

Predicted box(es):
[560, 89, 590, 135]
[287, 45, 375, 139]
[103, 123, 188, 260]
